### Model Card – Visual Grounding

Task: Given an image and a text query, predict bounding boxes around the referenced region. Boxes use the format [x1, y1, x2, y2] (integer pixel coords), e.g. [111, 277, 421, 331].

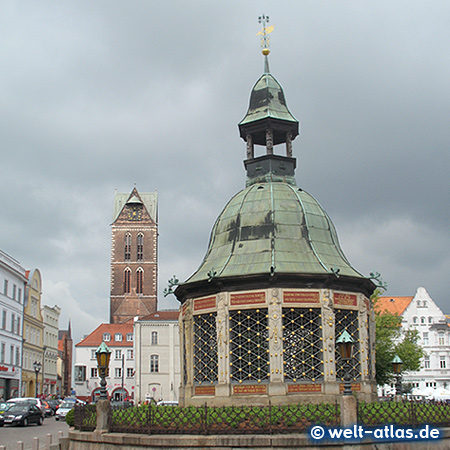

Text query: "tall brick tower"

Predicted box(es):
[110, 187, 158, 323]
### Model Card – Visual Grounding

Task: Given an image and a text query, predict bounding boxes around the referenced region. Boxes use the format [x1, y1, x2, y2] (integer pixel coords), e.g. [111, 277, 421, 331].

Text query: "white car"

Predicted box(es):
[6, 397, 43, 411]
[55, 400, 77, 421]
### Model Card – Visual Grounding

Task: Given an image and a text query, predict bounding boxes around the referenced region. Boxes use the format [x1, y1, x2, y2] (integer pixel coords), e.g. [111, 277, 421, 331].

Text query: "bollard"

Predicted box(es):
[0, 445, 5, 450]
[32, 437, 39, 450]
[58, 430, 64, 439]
[16, 444, 24, 450]
[46, 433, 52, 450]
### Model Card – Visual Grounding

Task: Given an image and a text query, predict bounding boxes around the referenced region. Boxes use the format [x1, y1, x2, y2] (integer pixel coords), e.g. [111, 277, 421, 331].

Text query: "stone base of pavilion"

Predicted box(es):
[179, 380, 377, 407]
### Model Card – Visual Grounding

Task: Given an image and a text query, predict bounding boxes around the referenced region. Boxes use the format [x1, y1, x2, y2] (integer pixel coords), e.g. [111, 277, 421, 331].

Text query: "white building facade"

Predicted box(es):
[0, 249, 27, 400]
[42, 304, 61, 396]
[74, 323, 135, 402]
[134, 311, 180, 403]
[379, 287, 450, 393]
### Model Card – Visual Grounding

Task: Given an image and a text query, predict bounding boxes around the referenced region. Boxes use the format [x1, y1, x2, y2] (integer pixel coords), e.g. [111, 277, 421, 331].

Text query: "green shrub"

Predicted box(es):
[65, 408, 75, 427]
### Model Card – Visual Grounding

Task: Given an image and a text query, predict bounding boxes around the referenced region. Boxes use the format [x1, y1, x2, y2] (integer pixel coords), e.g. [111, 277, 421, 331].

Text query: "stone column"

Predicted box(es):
[246, 134, 254, 159]
[95, 399, 110, 432]
[182, 301, 193, 400]
[268, 289, 284, 395]
[286, 132, 293, 157]
[358, 295, 369, 381]
[322, 290, 336, 383]
[266, 129, 274, 155]
[216, 293, 230, 397]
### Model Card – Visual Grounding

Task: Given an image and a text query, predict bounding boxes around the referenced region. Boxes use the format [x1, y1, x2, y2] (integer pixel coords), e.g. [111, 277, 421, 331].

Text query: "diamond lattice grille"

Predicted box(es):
[282, 308, 324, 382]
[182, 322, 188, 384]
[335, 309, 361, 381]
[229, 309, 269, 383]
[193, 313, 218, 385]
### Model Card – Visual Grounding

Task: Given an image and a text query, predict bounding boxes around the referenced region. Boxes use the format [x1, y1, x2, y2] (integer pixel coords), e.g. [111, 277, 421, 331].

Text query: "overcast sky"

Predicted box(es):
[2, 1, 450, 345]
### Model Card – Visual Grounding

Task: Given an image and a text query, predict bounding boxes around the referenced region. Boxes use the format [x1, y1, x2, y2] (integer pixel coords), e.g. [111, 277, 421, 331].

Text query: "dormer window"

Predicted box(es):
[115, 333, 123, 342]
[103, 333, 111, 342]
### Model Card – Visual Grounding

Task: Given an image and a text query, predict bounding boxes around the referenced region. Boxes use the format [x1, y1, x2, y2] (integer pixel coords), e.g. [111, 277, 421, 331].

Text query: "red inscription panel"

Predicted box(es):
[334, 293, 357, 307]
[194, 296, 216, 311]
[288, 384, 322, 393]
[283, 291, 320, 304]
[195, 386, 216, 396]
[339, 383, 361, 392]
[230, 292, 266, 307]
[233, 384, 267, 395]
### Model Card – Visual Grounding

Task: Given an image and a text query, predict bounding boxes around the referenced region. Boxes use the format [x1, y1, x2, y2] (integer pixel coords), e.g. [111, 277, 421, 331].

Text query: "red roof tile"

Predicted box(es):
[76, 322, 133, 347]
[376, 296, 413, 316]
[139, 310, 179, 321]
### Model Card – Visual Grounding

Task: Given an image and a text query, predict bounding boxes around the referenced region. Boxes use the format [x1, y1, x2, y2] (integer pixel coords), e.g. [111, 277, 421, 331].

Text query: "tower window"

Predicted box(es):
[124, 268, 131, 294]
[136, 268, 143, 294]
[124, 233, 131, 261]
[137, 233, 144, 261]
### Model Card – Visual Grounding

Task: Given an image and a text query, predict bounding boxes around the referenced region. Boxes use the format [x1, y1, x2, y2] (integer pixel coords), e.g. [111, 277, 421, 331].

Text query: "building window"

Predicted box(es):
[127, 368, 134, 377]
[428, 316, 433, 324]
[103, 333, 111, 342]
[11, 314, 15, 333]
[137, 233, 144, 261]
[126, 333, 133, 342]
[124, 233, 131, 261]
[127, 349, 134, 359]
[0, 343, 4, 363]
[15, 348, 20, 366]
[115, 333, 123, 342]
[17, 317, 20, 335]
[424, 357, 430, 369]
[423, 333, 429, 346]
[3, 280, 7, 296]
[91, 349, 96, 359]
[440, 356, 446, 369]
[420, 317, 426, 324]
[150, 355, 159, 373]
[413, 317, 418, 324]
[124, 268, 131, 294]
[439, 332, 445, 345]
[115, 367, 122, 378]
[18, 288, 22, 303]
[12, 285, 16, 300]
[151, 331, 158, 345]
[2, 310, 6, 329]
[115, 349, 122, 359]
[10, 345, 14, 364]
[136, 268, 143, 294]
[91, 368, 98, 378]
[74, 366, 86, 382]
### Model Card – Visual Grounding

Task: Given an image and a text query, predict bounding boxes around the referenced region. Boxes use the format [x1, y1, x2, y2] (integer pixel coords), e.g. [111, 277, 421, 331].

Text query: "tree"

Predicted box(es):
[372, 289, 425, 386]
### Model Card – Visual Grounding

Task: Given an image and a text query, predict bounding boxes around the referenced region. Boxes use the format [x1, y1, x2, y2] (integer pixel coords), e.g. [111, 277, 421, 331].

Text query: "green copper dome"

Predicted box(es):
[184, 181, 363, 284]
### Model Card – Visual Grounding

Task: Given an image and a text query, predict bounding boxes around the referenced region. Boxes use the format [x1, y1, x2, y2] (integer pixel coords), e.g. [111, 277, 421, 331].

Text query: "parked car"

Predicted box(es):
[2, 404, 44, 426]
[47, 399, 60, 414]
[156, 400, 178, 406]
[41, 400, 54, 417]
[6, 397, 43, 411]
[0, 414, 4, 427]
[55, 400, 76, 421]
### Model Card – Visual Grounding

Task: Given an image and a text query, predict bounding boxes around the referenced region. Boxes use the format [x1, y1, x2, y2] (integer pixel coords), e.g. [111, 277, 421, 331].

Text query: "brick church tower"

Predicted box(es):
[110, 187, 158, 323]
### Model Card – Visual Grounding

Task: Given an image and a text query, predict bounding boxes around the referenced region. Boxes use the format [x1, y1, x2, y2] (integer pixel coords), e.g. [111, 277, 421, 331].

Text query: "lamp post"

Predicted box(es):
[95, 341, 111, 401]
[33, 361, 41, 397]
[336, 330, 355, 396]
[392, 354, 403, 400]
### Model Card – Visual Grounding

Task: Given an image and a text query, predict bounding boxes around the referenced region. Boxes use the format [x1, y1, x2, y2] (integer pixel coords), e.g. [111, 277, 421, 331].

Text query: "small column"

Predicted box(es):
[95, 399, 110, 431]
[286, 132, 293, 157]
[322, 290, 336, 383]
[182, 301, 194, 399]
[266, 129, 274, 155]
[216, 293, 230, 397]
[246, 134, 254, 159]
[358, 295, 369, 381]
[268, 289, 284, 395]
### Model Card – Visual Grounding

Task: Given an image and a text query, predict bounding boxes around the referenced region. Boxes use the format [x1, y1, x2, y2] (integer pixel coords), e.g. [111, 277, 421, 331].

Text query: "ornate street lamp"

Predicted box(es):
[392, 354, 403, 398]
[95, 341, 111, 400]
[336, 330, 355, 396]
[33, 361, 41, 397]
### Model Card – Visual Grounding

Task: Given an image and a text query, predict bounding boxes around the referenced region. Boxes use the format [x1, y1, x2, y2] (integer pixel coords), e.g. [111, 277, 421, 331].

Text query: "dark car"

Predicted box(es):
[0, 414, 4, 427]
[2, 404, 44, 426]
[41, 400, 54, 417]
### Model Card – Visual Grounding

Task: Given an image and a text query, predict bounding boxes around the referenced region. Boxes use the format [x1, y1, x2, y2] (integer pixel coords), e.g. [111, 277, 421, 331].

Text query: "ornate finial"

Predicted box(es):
[369, 271, 388, 291]
[163, 275, 179, 297]
[257, 15, 273, 53]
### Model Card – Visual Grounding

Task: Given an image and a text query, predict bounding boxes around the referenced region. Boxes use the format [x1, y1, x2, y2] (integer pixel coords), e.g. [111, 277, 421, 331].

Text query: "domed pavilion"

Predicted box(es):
[175, 38, 377, 406]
